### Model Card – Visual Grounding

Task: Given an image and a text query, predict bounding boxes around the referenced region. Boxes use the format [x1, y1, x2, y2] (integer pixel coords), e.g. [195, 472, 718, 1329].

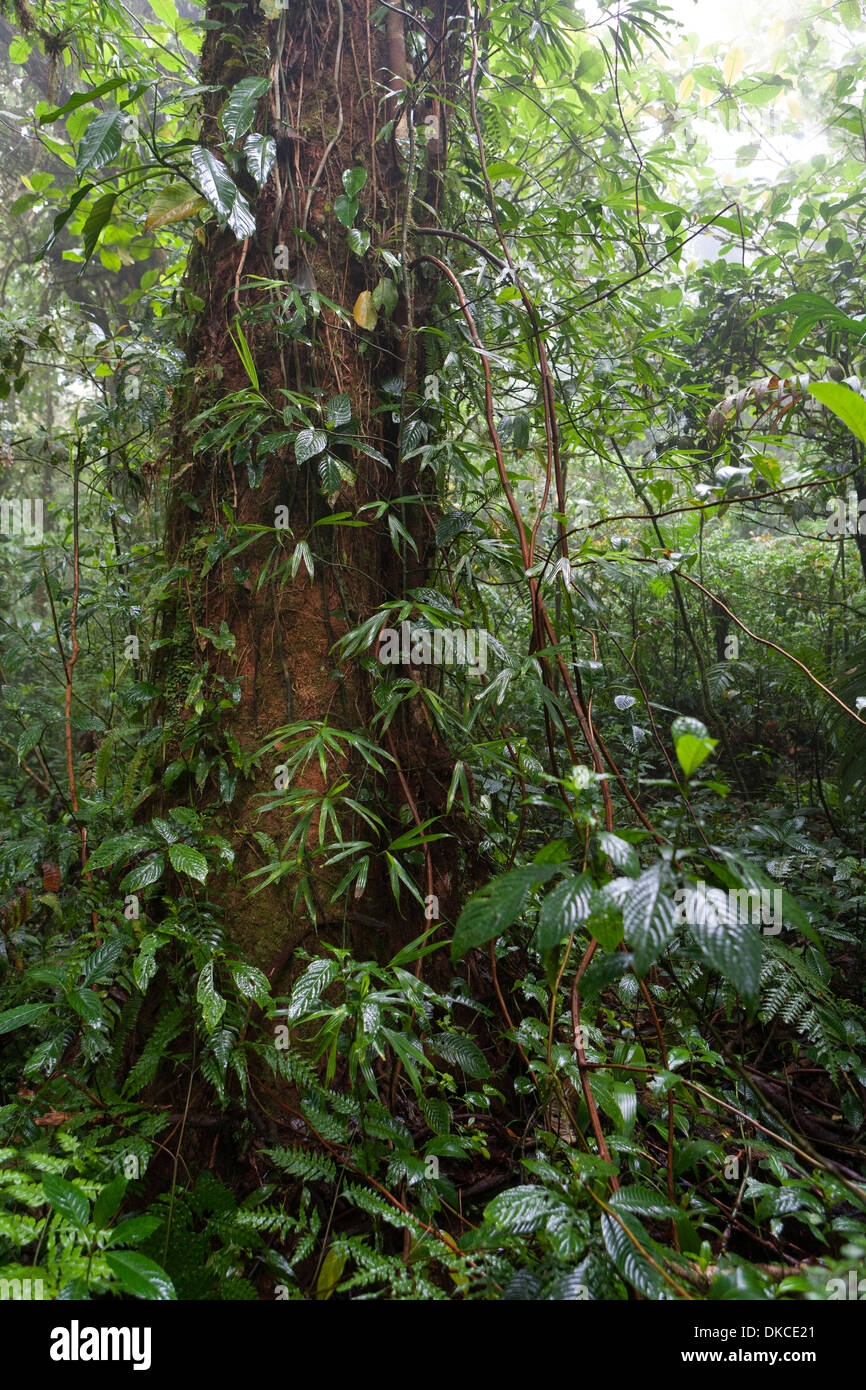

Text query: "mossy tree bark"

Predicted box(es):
[153, 0, 465, 974]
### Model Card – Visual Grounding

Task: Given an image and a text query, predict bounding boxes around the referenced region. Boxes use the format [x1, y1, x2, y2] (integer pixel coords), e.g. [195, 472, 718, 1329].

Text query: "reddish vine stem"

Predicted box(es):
[571, 937, 617, 1180]
[464, 0, 568, 575]
[66, 447, 82, 822]
[408, 251, 672, 1170]
[410, 254, 621, 823]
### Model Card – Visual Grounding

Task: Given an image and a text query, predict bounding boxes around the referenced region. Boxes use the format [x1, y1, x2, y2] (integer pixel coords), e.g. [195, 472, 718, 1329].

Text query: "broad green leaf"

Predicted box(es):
[42, 1174, 90, 1231]
[8, 36, 32, 62]
[334, 193, 357, 227]
[420, 1096, 451, 1134]
[104, 1215, 161, 1246]
[673, 1139, 724, 1177]
[756, 1185, 820, 1219]
[66, 987, 105, 1028]
[601, 1211, 673, 1299]
[452, 863, 559, 961]
[228, 960, 270, 1004]
[168, 842, 208, 882]
[485, 1184, 564, 1233]
[105, 1250, 176, 1300]
[609, 1184, 679, 1219]
[39, 78, 128, 124]
[190, 146, 256, 239]
[722, 45, 745, 85]
[428, 1032, 490, 1078]
[17, 725, 43, 760]
[196, 960, 226, 1032]
[295, 428, 328, 463]
[133, 936, 160, 992]
[674, 732, 716, 777]
[510, 414, 530, 451]
[81, 192, 116, 264]
[622, 864, 677, 974]
[672, 716, 717, 778]
[87, 831, 153, 870]
[75, 110, 125, 174]
[535, 872, 592, 951]
[92, 1176, 128, 1231]
[341, 166, 367, 197]
[371, 276, 398, 315]
[809, 382, 866, 446]
[35, 186, 94, 260]
[485, 159, 525, 180]
[148, 0, 179, 26]
[686, 884, 762, 1008]
[243, 133, 277, 187]
[755, 293, 866, 346]
[609, 1079, 637, 1134]
[586, 891, 624, 953]
[319, 454, 343, 495]
[150, 817, 180, 845]
[287, 958, 338, 1021]
[326, 393, 352, 427]
[712, 852, 820, 947]
[220, 76, 270, 143]
[597, 831, 640, 877]
[0, 1003, 51, 1034]
[740, 79, 785, 107]
[121, 854, 165, 893]
[80, 937, 125, 985]
[347, 226, 370, 255]
[709, 1262, 772, 1300]
[671, 716, 709, 741]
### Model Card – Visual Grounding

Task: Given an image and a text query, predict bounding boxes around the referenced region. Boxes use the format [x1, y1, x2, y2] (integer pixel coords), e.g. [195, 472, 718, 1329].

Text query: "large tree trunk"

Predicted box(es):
[154, 0, 463, 973]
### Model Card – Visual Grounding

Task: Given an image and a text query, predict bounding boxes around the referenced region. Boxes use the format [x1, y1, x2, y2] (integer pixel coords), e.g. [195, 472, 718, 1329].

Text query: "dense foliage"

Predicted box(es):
[0, 0, 865, 1304]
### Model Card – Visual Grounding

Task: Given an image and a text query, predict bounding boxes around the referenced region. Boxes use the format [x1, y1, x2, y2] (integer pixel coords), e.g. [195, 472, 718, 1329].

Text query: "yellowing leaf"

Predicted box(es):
[722, 46, 745, 86]
[353, 290, 378, 330]
[316, 1246, 347, 1299]
[677, 74, 694, 102]
[145, 184, 207, 231]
